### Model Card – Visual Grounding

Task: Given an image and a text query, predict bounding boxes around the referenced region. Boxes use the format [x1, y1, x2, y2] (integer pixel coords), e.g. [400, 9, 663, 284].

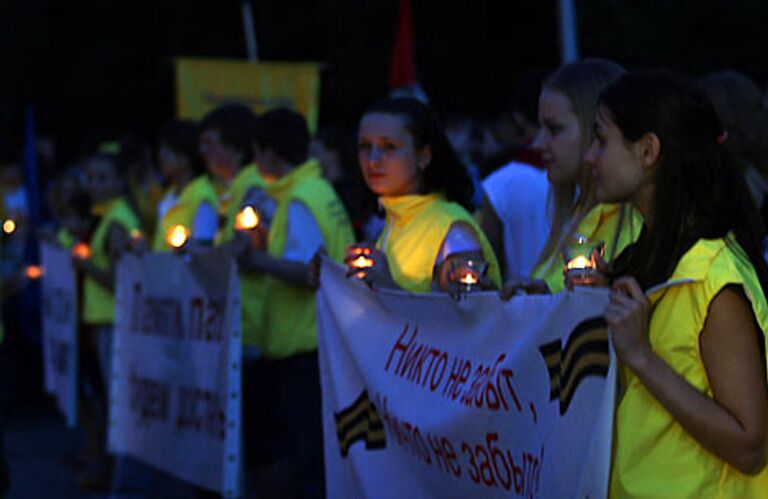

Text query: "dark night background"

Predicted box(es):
[1, 0, 767, 165]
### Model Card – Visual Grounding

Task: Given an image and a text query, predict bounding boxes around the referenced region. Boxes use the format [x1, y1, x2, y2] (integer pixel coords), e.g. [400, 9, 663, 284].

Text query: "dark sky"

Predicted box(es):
[1, 0, 767, 165]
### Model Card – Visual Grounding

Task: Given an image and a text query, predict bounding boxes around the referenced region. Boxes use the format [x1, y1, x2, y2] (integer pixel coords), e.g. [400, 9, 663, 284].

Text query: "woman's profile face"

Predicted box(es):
[357, 112, 429, 197]
[532, 88, 583, 184]
[585, 106, 646, 204]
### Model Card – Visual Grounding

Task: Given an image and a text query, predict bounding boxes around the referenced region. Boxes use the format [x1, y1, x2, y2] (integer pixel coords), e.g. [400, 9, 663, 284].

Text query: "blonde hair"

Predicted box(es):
[535, 58, 626, 268]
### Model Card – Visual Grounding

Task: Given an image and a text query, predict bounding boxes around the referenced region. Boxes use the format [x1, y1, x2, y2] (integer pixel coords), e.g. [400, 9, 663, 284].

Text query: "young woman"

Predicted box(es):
[152, 119, 219, 251]
[352, 97, 501, 293]
[503, 59, 641, 296]
[588, 70, 768, 497]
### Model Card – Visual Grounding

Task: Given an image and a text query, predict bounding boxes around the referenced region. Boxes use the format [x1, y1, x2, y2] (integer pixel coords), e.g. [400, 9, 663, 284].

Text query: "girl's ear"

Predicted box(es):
[637, 132, 661, 172]
[417, 145, 432, 172]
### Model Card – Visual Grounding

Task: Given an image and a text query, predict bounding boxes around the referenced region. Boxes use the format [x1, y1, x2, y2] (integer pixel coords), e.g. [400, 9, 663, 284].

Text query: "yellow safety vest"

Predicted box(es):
[152, 175, 219, 252]
[611, 236, 768, 498]
[215, 164, 267, 347]
[261, 159, 354, 359]
[377, 194, 502, 293]
[82, 197, 140, 325]
[533, 203, 641, 294]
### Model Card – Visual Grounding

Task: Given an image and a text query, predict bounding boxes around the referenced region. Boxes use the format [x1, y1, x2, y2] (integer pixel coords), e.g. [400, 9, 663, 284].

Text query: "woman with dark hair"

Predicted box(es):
[351, 97, 501, 292]
[152, 119, 219, 251]
[587, 70, 768, 497]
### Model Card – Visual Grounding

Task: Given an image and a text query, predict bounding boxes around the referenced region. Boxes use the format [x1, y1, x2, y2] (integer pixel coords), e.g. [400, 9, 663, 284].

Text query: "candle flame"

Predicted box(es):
[3, 219, 16, 234]
[566, 255, 594, 270]
[235, 206, 260, 230]
[166, 224, 189, 249]
[351, 255, 374, 269]
[459, 271, 479, 285]
[25, 265, 43, 279]
[71, 242, 92, 259]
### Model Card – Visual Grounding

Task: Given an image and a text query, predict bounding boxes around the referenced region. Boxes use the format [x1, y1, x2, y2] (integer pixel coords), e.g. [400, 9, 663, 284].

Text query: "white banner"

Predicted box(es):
[317, 260, 616, 498]
[109, 253, 242, 497]
[41, 242, 78, 427]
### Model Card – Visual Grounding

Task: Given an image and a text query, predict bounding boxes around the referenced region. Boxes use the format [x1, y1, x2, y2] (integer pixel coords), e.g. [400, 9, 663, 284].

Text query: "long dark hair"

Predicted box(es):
[362, 97, 474, 211]
[602, 70, 768, 293]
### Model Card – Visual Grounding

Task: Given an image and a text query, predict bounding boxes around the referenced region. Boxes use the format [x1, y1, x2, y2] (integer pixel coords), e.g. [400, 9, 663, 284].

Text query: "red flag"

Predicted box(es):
[388, 0, 416, 89]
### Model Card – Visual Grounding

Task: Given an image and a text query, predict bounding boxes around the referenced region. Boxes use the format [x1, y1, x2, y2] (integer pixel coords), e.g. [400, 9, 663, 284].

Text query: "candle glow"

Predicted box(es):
[566, 255, 594, 270]
[459, 271, 479, 285]
[3, 219, 16, 235]
[235, 206, 260, 230]
[25, 265, 43, 280]
[166, 224, 189, 249]
[71, 242, 92, 259]
[351, 255, 374, 269]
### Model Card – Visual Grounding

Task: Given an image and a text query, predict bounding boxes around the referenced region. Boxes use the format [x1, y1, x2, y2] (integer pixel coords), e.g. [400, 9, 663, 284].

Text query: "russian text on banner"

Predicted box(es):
[175, 57, 320, 132]
[109, 253, 242, 497]
[317, 259, 615, 498]
[41, 242, 78, 427]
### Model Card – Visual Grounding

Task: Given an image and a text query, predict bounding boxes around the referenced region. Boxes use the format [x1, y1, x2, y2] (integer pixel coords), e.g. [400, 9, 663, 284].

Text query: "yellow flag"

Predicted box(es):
[175, 58, 320, 132]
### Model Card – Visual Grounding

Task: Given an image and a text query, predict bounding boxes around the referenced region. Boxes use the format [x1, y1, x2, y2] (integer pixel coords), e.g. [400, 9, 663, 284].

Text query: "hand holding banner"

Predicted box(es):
[317, 259, 615, 498]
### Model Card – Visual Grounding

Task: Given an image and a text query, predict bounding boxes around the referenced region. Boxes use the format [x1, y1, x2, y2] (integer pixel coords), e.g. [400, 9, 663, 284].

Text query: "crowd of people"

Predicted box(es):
[1, 58, 768, 498]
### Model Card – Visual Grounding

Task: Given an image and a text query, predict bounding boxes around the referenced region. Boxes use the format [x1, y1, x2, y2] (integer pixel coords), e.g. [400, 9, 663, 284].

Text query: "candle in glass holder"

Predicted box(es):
[235, 206, 260, 231]
[562, 236, 602, 286]
[25, 265, 43, 280]
[2, 219, 16, 235]
[166, 224, 189, 249]
[71, 242, 92, 259]
[448, 257, 486, 294]
[346, 245, 375, 279]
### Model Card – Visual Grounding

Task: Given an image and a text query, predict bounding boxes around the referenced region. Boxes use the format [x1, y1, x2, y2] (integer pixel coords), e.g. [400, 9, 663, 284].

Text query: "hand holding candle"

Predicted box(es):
[166, 224, 189, 250]
[71, 242, 92, 260]
[562, 237, 605, 288]
[446, 255, 487, 296]
[345, 244, 376, 280]
[235, 205, 260, 231]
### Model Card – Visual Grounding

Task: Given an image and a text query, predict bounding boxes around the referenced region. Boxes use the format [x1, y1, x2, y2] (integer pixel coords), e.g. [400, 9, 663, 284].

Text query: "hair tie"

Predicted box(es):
[716, 130, 728, 145]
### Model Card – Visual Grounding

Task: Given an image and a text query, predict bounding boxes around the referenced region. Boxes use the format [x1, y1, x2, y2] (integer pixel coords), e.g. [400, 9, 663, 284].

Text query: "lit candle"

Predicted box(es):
[459, 271, 479, 285]
[71, 242, 92, 259]
[25, 265, 43, 280]
[235, 206, 260, 230]
[350, 255, 374, 269]
[565, 255, 594, 271]
[166, 224, 189, 249]
[2, 219, 16, 235]
[130, 228, 143, 241]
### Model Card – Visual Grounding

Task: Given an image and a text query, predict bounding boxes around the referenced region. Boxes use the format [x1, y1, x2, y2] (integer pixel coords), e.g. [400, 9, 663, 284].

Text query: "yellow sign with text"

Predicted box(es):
[175, 58, 320, 132]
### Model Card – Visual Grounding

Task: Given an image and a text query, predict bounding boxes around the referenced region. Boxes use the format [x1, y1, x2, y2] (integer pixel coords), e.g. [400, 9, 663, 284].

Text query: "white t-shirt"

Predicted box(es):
[283, 201, 324, 264]
[482, 161, 552, 279]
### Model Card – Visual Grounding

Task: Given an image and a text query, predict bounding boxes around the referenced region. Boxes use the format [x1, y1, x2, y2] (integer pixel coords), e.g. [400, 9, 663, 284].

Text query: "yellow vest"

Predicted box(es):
[261, 159, 354, 359]
[377, 194, 502, 293]
[533, 203, 642, 294]
[82, 198, 140, 325]
[611, 236, 768, 499]
[215, 164, 267, 347]
[152, 175, 219, 252]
